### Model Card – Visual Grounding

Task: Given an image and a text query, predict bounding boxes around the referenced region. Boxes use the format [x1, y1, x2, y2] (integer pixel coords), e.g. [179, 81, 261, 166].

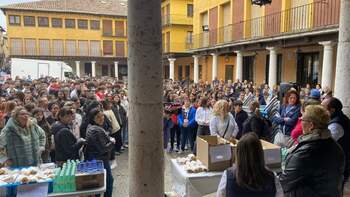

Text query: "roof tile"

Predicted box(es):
[1, 0, 127, 17]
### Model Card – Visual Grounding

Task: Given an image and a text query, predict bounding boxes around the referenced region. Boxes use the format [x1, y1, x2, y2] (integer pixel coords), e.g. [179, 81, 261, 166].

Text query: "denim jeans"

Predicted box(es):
[163, 128, 170, 149]
[170, 125, 181, 150]
[181, 127, 195, 151]
[122, 121, 128, 145]
[104, 160, 114, 197]
[95, 160, 114, 197]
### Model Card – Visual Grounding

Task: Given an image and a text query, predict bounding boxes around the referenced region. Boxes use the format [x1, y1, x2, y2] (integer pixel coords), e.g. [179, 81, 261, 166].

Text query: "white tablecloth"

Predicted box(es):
[171, 159, 223, 197]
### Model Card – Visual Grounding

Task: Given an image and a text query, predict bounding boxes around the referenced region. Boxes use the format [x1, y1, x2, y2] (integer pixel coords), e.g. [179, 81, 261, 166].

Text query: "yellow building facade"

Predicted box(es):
[1, 0, 128, 79]
[185, 0, 340, 88]
[161, 0, 194, 80]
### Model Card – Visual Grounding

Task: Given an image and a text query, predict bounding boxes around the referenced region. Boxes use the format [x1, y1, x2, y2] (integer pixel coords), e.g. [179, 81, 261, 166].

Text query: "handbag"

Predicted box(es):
[274, 126, 291, 148]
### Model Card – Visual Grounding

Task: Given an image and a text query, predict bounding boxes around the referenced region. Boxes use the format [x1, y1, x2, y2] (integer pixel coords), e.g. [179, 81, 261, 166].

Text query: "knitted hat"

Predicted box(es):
[309, 89, 321, 100]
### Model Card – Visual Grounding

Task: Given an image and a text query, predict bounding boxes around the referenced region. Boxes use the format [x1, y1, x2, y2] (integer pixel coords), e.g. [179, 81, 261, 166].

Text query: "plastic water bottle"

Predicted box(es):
[53, 168, 61, 193]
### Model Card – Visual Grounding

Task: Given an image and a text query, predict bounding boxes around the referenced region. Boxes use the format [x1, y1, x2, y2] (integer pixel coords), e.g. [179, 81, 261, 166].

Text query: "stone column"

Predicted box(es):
[211, 53, 218, 81]
[75, 61, 80, 77]
[267, 47, 277, 88]
[235, 51, 243, 81]
[91, 61, 96, 77]
[128, 0, 164, 196]
[193, 55, 199, 83]
[335, 0, 350, 117]
[114, 61, 119, 79]
[319, 41, 335, 89]
[168, 58, 176, 80]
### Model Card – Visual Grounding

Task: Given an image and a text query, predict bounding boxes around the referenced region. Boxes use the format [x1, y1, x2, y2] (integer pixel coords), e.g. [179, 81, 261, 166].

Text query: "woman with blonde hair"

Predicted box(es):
[210, 100, 239, 140]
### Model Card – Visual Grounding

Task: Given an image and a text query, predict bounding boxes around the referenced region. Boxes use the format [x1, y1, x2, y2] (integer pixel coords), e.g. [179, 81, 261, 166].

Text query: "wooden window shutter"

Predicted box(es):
[39, 39, 50, 56]
[90, 41, 101, 56]
[66, 40, 76, 56]
[103, 20, 113, 36]
[11, 38, 23, 55]
[115, 41, 125, 57]
[25, 39, 36, 55]
[115, 21, 125, 37]
[78, 40, 89, 56]
[103, 40, 113, 55]
[52, 40, 64, 56]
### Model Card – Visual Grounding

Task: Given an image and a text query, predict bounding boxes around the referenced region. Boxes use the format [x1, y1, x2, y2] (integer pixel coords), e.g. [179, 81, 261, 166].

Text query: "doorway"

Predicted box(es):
[225, 65, 234, 82]
[84, 62, 92, 76]
[297, 52, 320, 86]
[243, 56, 254, 81]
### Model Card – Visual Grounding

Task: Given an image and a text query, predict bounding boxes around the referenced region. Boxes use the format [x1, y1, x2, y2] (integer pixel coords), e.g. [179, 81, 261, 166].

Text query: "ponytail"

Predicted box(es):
[254, 108, 261, 118]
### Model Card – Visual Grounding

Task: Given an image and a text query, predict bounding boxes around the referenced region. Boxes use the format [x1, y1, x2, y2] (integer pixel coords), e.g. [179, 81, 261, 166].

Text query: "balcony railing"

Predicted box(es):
[187, 0, 340, 50]
[162, 14, 193, 26]
[162, 42, 190, 53]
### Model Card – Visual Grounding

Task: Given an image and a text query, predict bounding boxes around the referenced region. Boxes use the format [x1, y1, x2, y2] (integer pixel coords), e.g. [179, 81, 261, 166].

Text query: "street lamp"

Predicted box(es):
[202, 25, 209, 32]
[251, 0, 272, 6]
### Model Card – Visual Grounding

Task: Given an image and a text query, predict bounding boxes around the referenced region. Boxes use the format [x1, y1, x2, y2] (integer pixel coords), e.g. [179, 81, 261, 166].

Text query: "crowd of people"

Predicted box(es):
[0, 75, 348, 197]
[162, 79, 349, 197]
[0, 76, 129, 197]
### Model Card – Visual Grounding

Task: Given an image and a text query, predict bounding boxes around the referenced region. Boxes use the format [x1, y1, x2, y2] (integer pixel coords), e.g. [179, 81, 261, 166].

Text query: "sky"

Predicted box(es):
[0, 0, 40, 30]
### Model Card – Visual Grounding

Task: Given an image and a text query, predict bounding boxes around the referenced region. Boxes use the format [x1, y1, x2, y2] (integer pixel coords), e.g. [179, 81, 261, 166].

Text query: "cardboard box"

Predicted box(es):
[229, 139, 238, 164]
[76, 172, 104, 191]
[260, 140, 282, 168]
[229, 139, 281, 168]
[196, 135, 232, 171]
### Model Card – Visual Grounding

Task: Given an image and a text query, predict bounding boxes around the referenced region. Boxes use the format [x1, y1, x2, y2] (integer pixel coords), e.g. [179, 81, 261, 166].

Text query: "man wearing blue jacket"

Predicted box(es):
[178, 99, 197, 153]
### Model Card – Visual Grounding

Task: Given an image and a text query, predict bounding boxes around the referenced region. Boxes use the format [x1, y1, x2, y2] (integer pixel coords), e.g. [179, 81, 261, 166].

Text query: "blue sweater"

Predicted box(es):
[178, 107, 197, 128]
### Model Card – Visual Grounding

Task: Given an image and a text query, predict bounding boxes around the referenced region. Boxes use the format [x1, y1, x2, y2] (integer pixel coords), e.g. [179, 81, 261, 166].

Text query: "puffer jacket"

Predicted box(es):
[84, 124, 114, 162]
[279, 129, 345, 197]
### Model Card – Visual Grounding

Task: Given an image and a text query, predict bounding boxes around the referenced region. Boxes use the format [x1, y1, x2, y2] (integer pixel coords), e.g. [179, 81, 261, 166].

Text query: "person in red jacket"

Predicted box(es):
[95, 86, 106, 101]
[291, 99, 320, 143]
[170, 111, 181, 152]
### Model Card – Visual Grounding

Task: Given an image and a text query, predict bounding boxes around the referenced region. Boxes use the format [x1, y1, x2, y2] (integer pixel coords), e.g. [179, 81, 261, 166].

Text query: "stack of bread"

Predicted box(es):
[176, 154, 207, 173]
[0, 166, 55, 185]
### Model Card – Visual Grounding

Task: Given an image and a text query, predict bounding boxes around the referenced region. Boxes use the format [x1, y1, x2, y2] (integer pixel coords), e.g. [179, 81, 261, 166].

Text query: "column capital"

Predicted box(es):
[168, 58, 176, 62]
[319, 41, 337, 47]
[210, 53, 218, 57]
[75, 61, 80, 63]
[91, 61, 96, 64]
[266, 47, 278, 51]
[234, 50, 242, 55]
[192, 55, 200, 59]
[114, 61, 119, 64]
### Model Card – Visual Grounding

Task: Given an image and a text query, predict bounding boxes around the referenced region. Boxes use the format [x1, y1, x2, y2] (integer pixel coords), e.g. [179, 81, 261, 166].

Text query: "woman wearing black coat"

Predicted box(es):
[52, 107, 85, 166]
[242, 101, 270, 141]
[84, 108, 114, 197]
[279, 105, 345, 197]
[112, 95, 127, 154]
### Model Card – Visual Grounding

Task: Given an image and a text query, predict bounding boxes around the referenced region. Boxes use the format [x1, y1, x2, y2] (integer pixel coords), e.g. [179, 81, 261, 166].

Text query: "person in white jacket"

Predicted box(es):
[195, 97, 212, 136]
[210, 100, 238, 141]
